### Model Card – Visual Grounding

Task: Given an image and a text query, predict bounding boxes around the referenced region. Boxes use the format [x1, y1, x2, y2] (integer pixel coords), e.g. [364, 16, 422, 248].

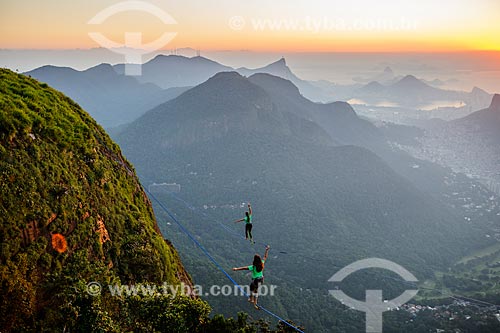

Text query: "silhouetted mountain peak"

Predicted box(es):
[123, 54, 232, 89]
[399, 75, 420, 84]
[367, 80, 384, 87]
[260, 57, 292, 74]
[489, 94, 500, 111]
[147, 54, 182, 64]
[147, 54, 191, 66]
[248, 73, 301, 95]
[393, 75, 430, 90]
[84, 63, 113, 71]
[26, 65, 77, 75]
[234, 58, 332, 101]
[150, 54, 181, 61]
[471, 86, 488, 95]
[175, 71, 270, 111]
[255, 57, 287, 69]
[362, 81, 385, 91]
[191, 55, 227, 65]
[148, 54, 224, 67]
[328, 101, 357, 117]
[206, 71, 246, 83]
[121, 69, 337, 146]
[83, 63, 117, 77]
[383, 66, 394, 74]
[274, 57, 287, 66]
[455, 93, 500, 125]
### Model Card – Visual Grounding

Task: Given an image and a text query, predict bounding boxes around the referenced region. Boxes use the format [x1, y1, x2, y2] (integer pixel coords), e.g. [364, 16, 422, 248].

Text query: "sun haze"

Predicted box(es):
[0, 0, 499, 52]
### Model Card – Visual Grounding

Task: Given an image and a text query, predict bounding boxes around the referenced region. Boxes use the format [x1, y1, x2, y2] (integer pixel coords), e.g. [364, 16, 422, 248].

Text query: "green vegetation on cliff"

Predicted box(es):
[0, 67, 191, 330]
[0, 69, 294, 332]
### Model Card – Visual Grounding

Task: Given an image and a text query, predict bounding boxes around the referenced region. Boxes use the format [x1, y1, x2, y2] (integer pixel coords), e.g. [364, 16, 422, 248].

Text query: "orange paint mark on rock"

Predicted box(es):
[51, 233, 68, 253]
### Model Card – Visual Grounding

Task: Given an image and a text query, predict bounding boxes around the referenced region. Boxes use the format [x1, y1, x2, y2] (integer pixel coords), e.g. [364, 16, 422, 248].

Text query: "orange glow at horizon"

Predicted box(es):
[0, 0, 499, 53]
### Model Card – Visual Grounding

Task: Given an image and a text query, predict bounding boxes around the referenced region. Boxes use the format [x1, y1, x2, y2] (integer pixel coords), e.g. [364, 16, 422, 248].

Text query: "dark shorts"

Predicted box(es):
[250, 277, 263, 293]
[245, 223, 253, 238]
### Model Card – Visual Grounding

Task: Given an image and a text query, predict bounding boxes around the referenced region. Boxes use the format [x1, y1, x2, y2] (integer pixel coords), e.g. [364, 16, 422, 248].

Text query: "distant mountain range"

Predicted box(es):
[353, 66, 396, 84]
[446, 94, 500, 174]
[24, 64, 189, 127]
[9, 52, 499, 332]
[247, 73, 383, 147]
[426, 93, 500, 149]
[353, 66, 460, 88]
[116, 55, 332, 102]
[114, 55, 232, 89]
[236, 58, 329, 101]
[25, 55, 494, 129]
[115, 73, 494, 332]
[116, 71, 481, 278]
[24, 56, 335, 128]
[118, 71, 332, 148]
[394, 94, 500, 196]
[344, 67, 494, 114]
[347, 75, 492, 110]
[455, 93, 500, 132]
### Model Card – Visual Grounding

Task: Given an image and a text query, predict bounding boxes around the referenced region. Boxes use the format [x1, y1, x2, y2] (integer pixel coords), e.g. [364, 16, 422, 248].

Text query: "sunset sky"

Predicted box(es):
[1, 0, 499, 52]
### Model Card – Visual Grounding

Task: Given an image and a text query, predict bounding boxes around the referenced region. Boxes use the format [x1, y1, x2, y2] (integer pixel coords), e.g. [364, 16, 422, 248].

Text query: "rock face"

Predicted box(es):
[457, 93, 500, 127]
[0, 69, 194, 331]
[489, 93, 500, 111]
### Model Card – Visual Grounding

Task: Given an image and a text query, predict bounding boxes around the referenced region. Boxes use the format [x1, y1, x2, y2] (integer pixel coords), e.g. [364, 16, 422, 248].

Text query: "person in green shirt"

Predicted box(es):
[234, 203, 254, 243]
[233, 245, 270, 309]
